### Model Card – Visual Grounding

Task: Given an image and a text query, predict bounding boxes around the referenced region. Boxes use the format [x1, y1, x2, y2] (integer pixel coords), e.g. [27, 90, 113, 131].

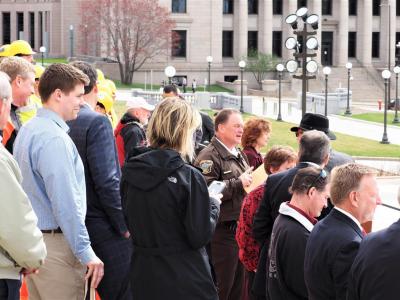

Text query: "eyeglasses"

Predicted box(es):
[307, 169, 328, 192]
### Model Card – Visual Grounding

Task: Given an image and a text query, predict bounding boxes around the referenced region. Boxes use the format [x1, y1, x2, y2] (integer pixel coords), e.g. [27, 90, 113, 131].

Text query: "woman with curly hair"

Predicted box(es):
[241, 118, 272, 169]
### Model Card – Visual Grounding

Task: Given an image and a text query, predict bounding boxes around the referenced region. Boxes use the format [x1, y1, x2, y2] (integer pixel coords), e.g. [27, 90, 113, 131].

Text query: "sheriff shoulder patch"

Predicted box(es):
[199, 160, 213, 175]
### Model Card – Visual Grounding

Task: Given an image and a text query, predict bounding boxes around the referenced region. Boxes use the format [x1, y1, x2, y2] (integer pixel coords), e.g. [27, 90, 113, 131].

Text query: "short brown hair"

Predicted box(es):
[214, 108, 240, 132]
[330, 163, 377, 205]
[241, 118, 271, 148]
[290, 167, 329, 194]
[0, 56, 35, 82]
[264, 145, 297, 175]
[39, 63, 89, 103]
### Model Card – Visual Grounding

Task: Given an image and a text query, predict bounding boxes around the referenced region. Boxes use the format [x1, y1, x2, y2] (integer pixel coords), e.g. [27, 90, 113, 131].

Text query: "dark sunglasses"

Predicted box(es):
[308, 169, 328, 192]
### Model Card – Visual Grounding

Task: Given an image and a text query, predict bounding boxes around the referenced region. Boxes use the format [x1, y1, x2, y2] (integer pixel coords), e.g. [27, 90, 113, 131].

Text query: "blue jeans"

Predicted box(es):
[0, 279, 21, 300]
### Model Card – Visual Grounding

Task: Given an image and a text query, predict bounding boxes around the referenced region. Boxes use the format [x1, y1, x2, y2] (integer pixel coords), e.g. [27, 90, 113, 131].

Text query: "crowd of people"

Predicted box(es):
[0, 39, 394, 300]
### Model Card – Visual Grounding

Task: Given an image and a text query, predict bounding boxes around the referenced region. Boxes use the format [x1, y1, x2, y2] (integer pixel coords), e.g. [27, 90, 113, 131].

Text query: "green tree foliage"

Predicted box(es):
[245, 50, 279, 89]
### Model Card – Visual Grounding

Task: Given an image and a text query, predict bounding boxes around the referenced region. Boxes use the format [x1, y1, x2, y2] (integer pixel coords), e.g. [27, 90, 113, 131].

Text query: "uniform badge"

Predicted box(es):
[199, 160, 213, 175]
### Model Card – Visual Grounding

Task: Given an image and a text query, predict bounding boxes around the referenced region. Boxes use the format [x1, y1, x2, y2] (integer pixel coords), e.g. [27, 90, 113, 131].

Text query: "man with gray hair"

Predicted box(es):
[304, 163, 381, 300]
[0, 71, 46, 300]
[252, 130, 330, 299]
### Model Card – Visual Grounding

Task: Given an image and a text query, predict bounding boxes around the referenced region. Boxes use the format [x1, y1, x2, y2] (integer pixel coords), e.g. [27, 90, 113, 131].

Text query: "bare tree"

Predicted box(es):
[80, 0, 176, 84]
[245, 50, 279, 89]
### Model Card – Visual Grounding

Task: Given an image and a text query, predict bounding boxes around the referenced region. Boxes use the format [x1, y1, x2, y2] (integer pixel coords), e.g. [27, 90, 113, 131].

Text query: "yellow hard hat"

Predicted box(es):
[97, 91, 113, 114]
[105, 79, 116, 93]
[9, 40, 35, 56]
[0, 44, 11, 57]
[97, 69, 105, 82]
[98, 81, 112, 96]
[34, 65, 45, 79]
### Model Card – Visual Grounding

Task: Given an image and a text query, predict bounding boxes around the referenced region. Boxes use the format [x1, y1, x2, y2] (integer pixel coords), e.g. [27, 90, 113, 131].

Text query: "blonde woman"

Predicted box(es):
[121, 97, 220, 300]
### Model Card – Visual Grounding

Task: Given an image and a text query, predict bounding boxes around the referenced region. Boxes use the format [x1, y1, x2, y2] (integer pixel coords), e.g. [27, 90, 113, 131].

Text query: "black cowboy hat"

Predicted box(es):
[290, 113, 336, 140]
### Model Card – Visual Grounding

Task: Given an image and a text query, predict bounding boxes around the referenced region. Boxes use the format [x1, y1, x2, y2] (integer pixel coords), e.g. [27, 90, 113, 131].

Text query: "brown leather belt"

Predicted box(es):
[41, 227, 62, 234]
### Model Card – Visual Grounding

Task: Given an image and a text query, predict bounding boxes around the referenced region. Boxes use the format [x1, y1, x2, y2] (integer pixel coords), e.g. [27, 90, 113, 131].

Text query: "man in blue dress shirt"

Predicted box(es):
[13, 63, 104, 299]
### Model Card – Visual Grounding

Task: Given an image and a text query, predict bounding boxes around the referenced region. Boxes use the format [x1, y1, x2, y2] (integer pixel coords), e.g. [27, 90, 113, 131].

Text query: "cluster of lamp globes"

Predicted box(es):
[382, 66, 400, 80]
[284, 7, 319, 75]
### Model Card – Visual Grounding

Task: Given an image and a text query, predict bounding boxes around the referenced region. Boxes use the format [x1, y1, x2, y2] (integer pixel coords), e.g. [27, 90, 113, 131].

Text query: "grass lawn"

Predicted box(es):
[114, 80, 233, 93]
[349, 112, 400, 127]
[114, 103, 400, 158]
[41, 57, 68, 64]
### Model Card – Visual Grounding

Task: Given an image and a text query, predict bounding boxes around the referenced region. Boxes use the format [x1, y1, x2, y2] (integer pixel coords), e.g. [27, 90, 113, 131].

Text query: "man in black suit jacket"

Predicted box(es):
[67, 62, 132, 300]
[304, 163, 381, 300]
[252, 130, 330, 298]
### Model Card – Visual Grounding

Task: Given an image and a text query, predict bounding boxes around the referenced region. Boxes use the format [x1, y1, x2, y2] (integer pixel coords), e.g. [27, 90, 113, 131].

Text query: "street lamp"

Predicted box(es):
[238, 60, 246, 113]
[393, 65, 400, 123]
[284, 7, 319, 116]
[323, 66, 331, 116]
[381, 69, 391, 144]
[69, 25, 74, 58]
[276, 63, 284, 121]
[345, 62, 352, 116]
[164, 65, 176, 84]
[206, 56, 213, 92]
[39, 46, 46, 67]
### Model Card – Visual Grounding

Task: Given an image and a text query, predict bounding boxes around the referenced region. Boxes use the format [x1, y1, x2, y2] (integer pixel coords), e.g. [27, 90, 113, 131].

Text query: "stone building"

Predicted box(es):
[1, 0, 399, 90]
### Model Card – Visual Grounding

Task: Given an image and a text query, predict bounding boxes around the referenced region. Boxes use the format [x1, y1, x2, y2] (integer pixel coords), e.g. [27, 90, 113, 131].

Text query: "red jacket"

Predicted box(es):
[236, 184, 265, 272]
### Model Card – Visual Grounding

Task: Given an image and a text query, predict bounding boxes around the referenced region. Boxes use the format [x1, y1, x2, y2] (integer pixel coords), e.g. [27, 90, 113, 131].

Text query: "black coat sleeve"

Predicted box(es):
[121, 123, 144, 160]
[332, 240, 361, 300]
[184, 169, 220, 249]
[201, 113, 215, 142]
[252, 177, 276, 246]
[87, 115, 128, 236]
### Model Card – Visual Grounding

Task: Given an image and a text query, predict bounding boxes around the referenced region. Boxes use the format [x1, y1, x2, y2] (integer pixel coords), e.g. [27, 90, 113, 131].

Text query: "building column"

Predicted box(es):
[211, 0, 223, 64]
[10, 11, 17, 41]
[234, 0, 248, 59]
[337, 0, 349, 66]
[361, 0, 372, 66]
[282, 0, 297, 61]
[310, 0, 322, 65]
[259, 0, 273, 54]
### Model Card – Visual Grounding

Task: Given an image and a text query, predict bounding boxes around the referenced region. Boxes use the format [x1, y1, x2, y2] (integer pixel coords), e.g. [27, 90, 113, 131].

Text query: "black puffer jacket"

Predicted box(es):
[121, 147, 220, 300]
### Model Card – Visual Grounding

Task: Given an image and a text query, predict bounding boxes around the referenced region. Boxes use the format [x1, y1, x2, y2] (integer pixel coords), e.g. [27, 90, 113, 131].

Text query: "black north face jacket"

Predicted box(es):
[121, 147, 220, 300]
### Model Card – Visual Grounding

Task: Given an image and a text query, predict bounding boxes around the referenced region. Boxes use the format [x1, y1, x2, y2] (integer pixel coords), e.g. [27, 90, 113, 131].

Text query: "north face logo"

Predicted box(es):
[168, 176, 177, 183]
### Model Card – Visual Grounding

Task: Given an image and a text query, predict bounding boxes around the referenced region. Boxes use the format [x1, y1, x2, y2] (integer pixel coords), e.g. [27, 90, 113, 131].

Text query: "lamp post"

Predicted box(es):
[393, 65, 400, 123]
[381, 70, 391, 144]
[164, 66, 176, 84]
[239, 60, 246, 113]
[276, 63, 284, 121]
[284, 7, 319, 116]
[206, 56, 213, 92]
[323, 66, 331, 116]
[345, 62, 352, 115]
[69, 25, 74, 58]
[39, 46, 46, 67]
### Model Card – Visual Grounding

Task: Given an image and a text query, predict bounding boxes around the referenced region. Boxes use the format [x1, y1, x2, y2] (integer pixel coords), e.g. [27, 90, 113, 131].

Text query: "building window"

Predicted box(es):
[224, 75, 238, 82]
[17, 12, 24, 40]
[172, 0, 186, 13]
[172, 30, 187, 57]
[322, 0, 332, 15]
[248, 31, 258, 53]
[222, 30, 234, 57]
[273, 0, 283, 14]
[396, 32, 400, 64]
[373, 0, 380, 16]
[248, 0, 258, 14]
[372, 32, 380, 58]
[348, 32, 357, 58]
[272, 31, 282, 57]
[298, 0, 307, 8]
[397, 0, 400, 16]
[223, 0, 234, 14]
[39, 12, 43, 47]
[29, 12, 35, 49]
[349, 0, 357, 16]
[2, 12, 10, 44]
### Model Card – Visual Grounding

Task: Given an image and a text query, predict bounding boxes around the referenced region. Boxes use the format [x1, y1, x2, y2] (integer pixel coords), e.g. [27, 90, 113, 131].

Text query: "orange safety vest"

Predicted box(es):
[1, 121, 14, 147]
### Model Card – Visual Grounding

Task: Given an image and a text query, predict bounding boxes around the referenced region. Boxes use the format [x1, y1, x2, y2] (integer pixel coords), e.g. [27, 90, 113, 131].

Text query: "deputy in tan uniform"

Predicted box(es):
[195, 108, 252, 300]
